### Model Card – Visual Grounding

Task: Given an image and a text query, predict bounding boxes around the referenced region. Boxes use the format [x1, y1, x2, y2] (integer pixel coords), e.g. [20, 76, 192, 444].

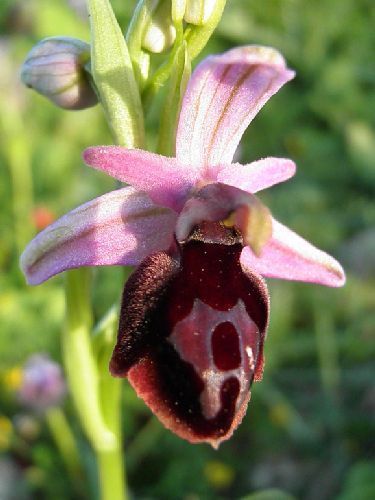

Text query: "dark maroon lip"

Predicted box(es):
[110, 221, 269, 445]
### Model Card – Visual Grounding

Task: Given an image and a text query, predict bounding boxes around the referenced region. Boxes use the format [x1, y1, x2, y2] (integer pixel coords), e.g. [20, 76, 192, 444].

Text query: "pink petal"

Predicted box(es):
[83, 147, 200, 211]
[176, 46, 295, 169]
[217, 158, 296, 193]
[240, 218, 346, 287]
[20, 187, 177, 285]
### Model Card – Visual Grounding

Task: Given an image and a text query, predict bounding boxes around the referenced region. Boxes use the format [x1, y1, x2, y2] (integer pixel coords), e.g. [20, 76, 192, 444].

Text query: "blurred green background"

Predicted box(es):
[0, 0, 374, 498]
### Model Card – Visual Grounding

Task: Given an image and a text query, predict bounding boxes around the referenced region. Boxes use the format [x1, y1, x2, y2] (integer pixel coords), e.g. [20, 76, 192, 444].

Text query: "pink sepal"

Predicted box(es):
[240, 218, 346, 287]
[20, 187, 176, 285]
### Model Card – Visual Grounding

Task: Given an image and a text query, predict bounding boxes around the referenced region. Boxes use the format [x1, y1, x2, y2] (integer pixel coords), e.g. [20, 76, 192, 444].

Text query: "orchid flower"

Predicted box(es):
[21, 46, 345, 447]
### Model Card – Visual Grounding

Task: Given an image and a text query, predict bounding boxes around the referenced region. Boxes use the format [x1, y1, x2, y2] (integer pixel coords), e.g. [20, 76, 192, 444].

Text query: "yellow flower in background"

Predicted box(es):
[204, 460, 235, 489]
[269, 402, 292, 428]
[3, 366, 23, 391]
[0, 415, 13, 451]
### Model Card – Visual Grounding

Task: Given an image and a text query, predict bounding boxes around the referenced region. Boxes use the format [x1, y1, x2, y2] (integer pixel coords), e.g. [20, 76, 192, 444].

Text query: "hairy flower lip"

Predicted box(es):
[111, 221, 270, 447]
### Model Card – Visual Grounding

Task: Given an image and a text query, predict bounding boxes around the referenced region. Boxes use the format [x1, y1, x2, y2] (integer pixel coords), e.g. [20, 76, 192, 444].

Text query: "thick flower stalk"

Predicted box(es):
[20, 46, 345, 447]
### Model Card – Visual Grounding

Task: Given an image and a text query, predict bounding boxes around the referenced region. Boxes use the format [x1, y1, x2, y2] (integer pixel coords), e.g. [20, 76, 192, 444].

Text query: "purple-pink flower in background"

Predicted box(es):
[17, 354, 66, 413]
[20, 46, 345, 447]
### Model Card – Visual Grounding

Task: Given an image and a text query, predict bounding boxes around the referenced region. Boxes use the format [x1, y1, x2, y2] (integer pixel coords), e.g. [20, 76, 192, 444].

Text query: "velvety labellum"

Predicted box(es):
[169, 298, 259, 420]
[111, 223, 269, 446]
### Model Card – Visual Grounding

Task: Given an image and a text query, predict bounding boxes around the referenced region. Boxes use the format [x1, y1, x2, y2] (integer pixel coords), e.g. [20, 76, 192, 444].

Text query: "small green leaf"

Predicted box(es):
[87, 0, 144, 147]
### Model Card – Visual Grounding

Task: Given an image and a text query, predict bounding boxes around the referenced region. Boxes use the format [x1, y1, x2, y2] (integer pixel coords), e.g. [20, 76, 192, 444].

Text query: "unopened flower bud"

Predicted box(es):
[21, 37, 97, 110]
[184, 0, 217, 25]
[17, 355, 66, 413]
[142, 1, 176, 53]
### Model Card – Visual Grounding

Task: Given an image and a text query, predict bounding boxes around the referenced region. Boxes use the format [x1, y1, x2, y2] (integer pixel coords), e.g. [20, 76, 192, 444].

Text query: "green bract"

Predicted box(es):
[87, 0, 145, 148]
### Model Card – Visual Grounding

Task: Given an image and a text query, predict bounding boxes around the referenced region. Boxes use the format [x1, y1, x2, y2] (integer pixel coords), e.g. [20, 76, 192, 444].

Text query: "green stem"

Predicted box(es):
[141, 0, 226, 109]
[63, 269, 111, 450]
[157, 39, 191, 156]
[97, 325, 127, 499]
[142, 20, 184, 110]
[45, 407, 82, 482]
[62, 269, 127, 499]
[97, 445, 125, 500]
